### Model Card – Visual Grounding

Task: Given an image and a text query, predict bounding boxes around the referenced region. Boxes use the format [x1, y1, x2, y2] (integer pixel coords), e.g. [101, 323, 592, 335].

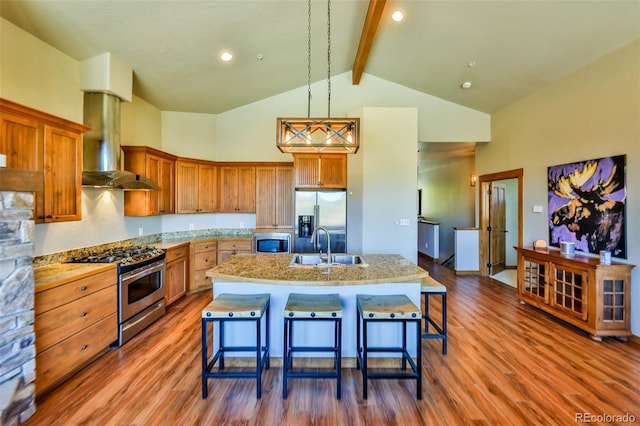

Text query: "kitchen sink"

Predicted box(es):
[289, 254, 368, 268]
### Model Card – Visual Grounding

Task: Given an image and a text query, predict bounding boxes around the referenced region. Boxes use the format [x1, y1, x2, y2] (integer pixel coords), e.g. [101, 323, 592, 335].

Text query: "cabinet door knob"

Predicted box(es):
[80, 312, 87, 317]
[81, 344, 88, 350]
[80, 286, 87, 291]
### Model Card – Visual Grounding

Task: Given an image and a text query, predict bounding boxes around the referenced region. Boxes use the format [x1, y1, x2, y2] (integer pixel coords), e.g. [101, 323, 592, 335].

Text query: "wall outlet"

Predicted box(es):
[239, 222, 244, 228]
[189, 223, 195, 231]
[400, 218, 410, 226]
[138, 227, 143, 236]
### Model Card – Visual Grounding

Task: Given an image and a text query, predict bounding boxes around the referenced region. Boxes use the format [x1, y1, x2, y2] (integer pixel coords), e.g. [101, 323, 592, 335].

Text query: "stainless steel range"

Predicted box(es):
[69, 246, 166, 347]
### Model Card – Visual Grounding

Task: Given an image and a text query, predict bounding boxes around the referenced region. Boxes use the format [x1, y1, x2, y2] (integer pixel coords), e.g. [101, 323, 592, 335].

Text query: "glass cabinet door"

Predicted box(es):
[521, 259, 549, 303]
[550, 264, 588, 321]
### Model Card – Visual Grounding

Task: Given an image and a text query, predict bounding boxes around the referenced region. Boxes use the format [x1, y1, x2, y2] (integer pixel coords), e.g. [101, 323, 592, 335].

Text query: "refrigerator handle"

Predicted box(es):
[314, 204, 320, 251]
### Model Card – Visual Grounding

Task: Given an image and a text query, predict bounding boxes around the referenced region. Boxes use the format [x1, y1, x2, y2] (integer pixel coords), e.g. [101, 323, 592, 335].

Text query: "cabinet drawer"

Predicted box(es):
[35, 268, 117, 314]
[217, 239, 251, 251]
[195, 251, 217, 270]
[36, 313, 117, 395]
[194, 268, 212, 290]
[35, 285, 117, 353]
[166, 244, 189, 262]
[195, 240, 217, 253]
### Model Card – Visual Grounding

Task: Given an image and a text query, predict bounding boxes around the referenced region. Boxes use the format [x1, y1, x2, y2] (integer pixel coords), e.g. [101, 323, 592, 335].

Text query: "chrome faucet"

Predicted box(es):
[310, 226, 331, 264]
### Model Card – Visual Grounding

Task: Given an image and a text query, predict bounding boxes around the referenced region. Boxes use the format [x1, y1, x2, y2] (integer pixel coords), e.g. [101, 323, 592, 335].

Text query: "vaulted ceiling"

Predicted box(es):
[2, 0, 638, 116]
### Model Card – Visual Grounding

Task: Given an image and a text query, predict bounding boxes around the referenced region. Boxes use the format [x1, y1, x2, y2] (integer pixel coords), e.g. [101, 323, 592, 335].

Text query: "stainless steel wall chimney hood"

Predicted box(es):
[82, 92, 159, 190]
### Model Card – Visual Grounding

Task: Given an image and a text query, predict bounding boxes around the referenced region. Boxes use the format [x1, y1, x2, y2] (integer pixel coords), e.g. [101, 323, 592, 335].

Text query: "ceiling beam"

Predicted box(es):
[352, 0, 387, 85]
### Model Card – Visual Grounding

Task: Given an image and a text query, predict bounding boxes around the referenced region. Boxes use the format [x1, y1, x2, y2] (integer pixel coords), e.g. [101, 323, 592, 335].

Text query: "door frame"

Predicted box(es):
[478, 168, 523, 276]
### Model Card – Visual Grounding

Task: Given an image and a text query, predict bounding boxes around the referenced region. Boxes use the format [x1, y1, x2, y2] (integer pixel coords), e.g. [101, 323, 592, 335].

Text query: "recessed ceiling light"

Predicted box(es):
[461, 81, 472, 89]
[220, 51, 233, 62]
[391, 9, 404, 22]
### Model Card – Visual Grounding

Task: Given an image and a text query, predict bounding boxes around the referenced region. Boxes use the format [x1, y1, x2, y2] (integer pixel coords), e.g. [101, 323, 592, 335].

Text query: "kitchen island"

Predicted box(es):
[206, 253, 428, 363]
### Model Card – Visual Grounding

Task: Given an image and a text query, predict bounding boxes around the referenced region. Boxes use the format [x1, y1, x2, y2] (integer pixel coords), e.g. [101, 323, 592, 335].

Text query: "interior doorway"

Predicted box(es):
[489, 182, 507, 275]
[478, 169, 523, 277]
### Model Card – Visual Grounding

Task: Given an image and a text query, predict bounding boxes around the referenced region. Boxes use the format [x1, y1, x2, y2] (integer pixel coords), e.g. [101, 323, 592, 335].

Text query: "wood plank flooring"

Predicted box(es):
[25, 259, 640, 425]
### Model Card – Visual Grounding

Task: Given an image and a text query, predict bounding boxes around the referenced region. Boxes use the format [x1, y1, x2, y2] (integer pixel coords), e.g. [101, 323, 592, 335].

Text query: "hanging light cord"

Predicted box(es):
[307, 0, 312, 118]
[327, 0, 331, 118]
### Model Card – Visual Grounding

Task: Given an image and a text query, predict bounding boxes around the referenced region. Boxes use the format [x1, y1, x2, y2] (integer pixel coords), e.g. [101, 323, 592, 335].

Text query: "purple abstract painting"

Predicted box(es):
[548, 155, 626, 258]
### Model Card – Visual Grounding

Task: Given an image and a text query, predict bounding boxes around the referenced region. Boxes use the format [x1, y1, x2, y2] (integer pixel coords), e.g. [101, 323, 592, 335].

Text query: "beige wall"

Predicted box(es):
[349, 107, 419, 262]
[419, 155, 476, 262]
[161, 111, 217, 160]
[214, 71, 491, 163]
[121, 95, 162, 150]
[0, 18, 82, 122]
[476, 39, 640, 335]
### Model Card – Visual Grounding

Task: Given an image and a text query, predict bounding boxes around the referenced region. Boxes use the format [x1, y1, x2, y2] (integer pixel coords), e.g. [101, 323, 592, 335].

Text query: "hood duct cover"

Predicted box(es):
[82, 92, 159, 190]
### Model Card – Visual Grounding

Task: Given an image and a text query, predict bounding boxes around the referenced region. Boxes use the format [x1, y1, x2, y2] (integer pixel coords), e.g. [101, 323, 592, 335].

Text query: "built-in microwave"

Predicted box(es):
[253, 232, 291, 254]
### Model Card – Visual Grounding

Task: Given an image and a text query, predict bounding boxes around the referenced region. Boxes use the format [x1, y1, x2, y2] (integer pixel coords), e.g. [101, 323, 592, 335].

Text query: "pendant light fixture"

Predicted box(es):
[277, 0, 359, 154]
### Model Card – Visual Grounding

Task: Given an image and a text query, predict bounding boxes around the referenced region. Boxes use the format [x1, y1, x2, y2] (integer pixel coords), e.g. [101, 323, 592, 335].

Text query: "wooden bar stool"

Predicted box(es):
[283, 293, 342, 399]
[421, 276, 448, 354]
[356, 294, 422, 400]
[201, 293, 270, 399]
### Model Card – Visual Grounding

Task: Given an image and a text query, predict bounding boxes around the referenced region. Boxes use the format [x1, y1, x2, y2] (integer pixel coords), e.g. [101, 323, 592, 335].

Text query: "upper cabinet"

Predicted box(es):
[122, 146, 177, 216]
[294, 154, 347, 189]
[0, 98, 87, 223]
[256, 165, 294, 229]
[218, 165, 256, 213]
[176, 158, 217, 214]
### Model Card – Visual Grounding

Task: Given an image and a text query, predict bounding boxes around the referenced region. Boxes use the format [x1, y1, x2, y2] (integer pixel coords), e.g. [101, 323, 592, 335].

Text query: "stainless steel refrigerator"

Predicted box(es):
[294, 190, 347, 254]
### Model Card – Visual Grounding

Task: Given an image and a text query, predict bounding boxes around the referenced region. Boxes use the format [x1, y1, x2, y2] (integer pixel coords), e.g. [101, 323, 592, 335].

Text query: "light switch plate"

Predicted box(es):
[533, 205, 543, 213]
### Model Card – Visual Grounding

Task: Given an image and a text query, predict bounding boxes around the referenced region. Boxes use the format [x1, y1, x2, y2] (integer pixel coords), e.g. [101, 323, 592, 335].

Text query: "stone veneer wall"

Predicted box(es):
[0, 191, 35, 425]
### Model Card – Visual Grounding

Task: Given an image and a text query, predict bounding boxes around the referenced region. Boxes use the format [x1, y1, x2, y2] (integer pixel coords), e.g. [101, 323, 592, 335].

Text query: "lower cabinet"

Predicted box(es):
[217, 239, 252, 264]
[34, 266, 117, 396]
[516, 246, 634, 340]
[190, 239, 217, 293]
[165, 243, 189, 305]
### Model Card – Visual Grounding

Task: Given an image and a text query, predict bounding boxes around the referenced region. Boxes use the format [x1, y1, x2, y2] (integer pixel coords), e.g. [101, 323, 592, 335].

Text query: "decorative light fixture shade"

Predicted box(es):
[277, 117, 359, 154]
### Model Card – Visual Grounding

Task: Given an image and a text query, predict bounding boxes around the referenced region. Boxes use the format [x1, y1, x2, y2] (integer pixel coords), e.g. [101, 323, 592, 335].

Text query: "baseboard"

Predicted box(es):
[455, 270, 479, 275]
[418, 251, 438, 262]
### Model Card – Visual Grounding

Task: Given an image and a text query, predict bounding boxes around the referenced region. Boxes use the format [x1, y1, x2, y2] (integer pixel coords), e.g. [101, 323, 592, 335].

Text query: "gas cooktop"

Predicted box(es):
[68, 245, 165, 267]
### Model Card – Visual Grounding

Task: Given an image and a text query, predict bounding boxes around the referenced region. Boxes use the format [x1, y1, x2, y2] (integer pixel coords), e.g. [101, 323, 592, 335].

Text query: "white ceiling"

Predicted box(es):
[1, 0, 638, 116]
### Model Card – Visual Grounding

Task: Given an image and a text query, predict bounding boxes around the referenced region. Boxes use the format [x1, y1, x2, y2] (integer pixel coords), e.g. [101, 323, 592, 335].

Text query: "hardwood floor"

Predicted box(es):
[25, 259, 640, 425]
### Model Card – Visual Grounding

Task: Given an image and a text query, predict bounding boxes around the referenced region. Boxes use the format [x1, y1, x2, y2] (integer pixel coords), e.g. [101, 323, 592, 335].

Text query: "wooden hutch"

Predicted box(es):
[515, 246, 634, 341]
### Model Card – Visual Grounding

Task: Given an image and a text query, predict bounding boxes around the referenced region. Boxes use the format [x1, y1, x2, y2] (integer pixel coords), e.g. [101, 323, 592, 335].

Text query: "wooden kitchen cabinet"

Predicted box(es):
[190, 239, 217, 292]
[176, 158, 218, 213]
[255, 164, 294, 228]
[294, 154, 347, 188]
[515, 246, 634, 340]
[34, 265, 117, 396]
[217, 239, 252, 264]
[122, 146, 177, 216]
[0, 98, 87, 223]
[165, 243, 189, 305]
[218, 165, 256, 212]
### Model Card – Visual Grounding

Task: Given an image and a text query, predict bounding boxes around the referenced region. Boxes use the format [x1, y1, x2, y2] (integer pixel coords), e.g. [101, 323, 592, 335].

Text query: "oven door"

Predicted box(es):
[119, 260, 166, 322]
[253, 232, 291, 253]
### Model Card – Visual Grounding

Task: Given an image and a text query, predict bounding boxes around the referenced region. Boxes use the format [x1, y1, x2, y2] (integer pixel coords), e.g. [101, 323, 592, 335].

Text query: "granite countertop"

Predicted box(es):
[206, 254, 428, 286]
[34, 263, 116, 292]
[32, 229, 253, 267]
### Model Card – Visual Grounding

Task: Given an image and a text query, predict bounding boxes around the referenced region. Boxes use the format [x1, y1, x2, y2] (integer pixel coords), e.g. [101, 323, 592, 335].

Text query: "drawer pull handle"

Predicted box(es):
[81, 344, 88, 350]
[81, 286, 87, 291]
[80, 312, 87, 317]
